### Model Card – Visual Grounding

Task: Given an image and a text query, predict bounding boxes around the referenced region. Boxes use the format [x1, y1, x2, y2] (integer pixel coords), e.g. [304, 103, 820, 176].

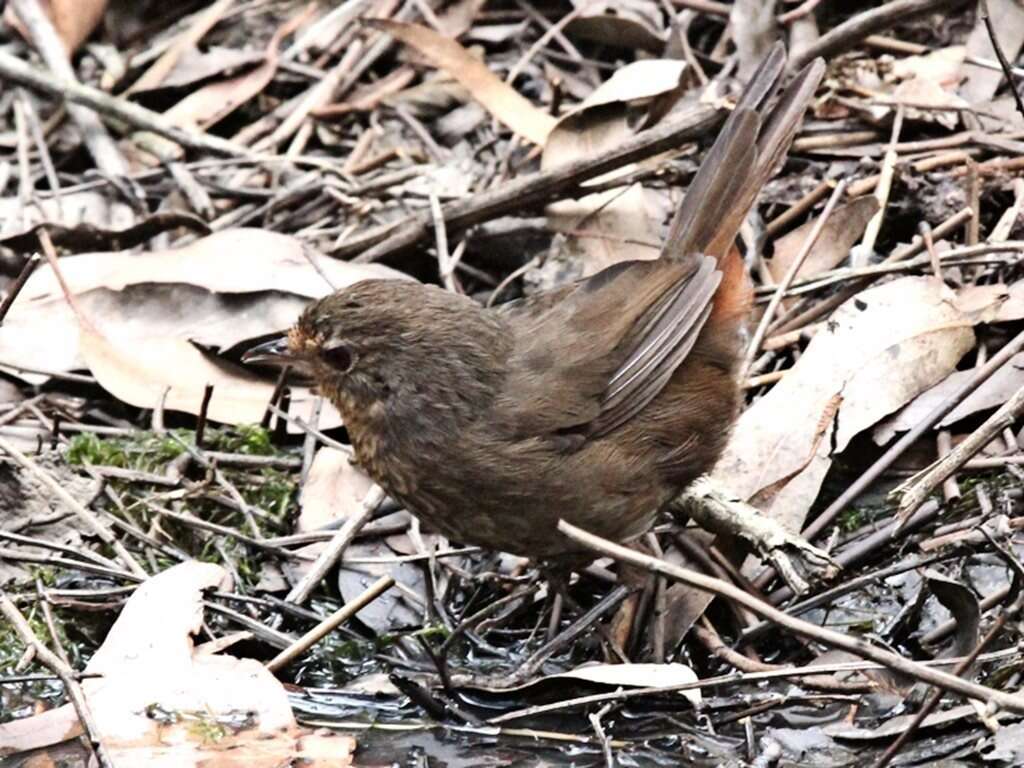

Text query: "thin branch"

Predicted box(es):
[266, 575, 394, 672]
[0, 591, 114, 768]
[557, 519, 1024, 713]
[980, 0, 1024, 121]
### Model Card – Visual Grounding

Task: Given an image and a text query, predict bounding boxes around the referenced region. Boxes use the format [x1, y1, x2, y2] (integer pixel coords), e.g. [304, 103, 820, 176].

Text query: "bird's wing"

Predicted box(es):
[492, 47, 825, 445]
[495, 255, 719, 442]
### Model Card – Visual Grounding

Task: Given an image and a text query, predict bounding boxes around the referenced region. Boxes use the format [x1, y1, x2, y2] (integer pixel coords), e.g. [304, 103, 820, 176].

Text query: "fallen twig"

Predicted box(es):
[267, 574, 394, 672]
[0, 591, 113, 768]
[333, 105, 723, 261]
[557, 519, 1024, 713]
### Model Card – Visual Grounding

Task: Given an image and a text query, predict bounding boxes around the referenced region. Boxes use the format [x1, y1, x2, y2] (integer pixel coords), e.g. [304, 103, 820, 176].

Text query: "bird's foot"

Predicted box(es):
[672, 477, 839, 594]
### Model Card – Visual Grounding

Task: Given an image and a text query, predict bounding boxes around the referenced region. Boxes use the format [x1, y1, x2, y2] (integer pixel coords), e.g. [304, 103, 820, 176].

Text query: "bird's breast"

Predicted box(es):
[336, 393, 420, 500]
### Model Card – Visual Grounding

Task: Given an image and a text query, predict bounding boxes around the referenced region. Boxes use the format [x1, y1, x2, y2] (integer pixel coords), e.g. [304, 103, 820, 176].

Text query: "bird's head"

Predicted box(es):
[242, 279, 499, 413]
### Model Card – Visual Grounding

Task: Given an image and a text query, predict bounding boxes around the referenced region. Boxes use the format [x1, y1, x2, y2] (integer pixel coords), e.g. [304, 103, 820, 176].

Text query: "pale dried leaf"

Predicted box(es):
[713, 277, 975, 532]
[337, 540, 429, 632]
[961, 0, 1024, 103]
[164, 13, 296, 129]
[18, 228, 405, 301]
[767, 196, 879, 282]
[0, 191, 134, 239]
[127, 0, 238, 94]
[985, 722, 1024, 763]
[541, 60, 687, 274]
[463, 662, 701, 705]
[888, 76, 967, 129]
[956, 281, 1024, 324]
[576, 59, 687, 110]
[298, 447, 373, 531]
[0, 286, 307, 383]
[824, 704, 978, 740]
[889, 46, 966, 88]
[0, 704, 81, 754]
[369, 19, 556, 144]
[147, 46, 267, 91]
[873, 352, 1024, 444]
[0, 228, 405, 382]
[0, 562, 355, 766]
[556, 663, 700, 704]
[79, 322, 340, 427]
[4, 0, 108, 55]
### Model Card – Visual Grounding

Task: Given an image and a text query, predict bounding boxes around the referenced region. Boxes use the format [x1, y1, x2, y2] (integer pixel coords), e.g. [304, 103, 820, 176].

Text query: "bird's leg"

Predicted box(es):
[542, 566, 568, 642]
[607, 563, 647, 660]
[671, 477, 839, 594]
[541, 565, 632, 664]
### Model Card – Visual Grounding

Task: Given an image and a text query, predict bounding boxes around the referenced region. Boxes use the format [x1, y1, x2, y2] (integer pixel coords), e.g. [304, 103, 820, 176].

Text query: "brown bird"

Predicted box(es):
[246, 47, 824, 563]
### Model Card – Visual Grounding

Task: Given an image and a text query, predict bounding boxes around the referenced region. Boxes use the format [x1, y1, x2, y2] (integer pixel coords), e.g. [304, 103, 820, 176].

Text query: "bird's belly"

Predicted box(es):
[352, 433, 674, 558]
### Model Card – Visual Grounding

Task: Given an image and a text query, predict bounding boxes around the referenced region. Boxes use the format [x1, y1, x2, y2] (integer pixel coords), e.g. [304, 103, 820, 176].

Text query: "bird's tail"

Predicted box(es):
[662, 44, 825, 321]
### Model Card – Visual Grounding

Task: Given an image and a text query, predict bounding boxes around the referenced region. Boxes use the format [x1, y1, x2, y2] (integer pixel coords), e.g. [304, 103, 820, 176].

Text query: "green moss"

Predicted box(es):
[66, 430, 187, 471]
[204, 424, 275, 455]
[241, 469, 295, 521]
[0, 604, 49, 670]
[838, 506, 865, 532]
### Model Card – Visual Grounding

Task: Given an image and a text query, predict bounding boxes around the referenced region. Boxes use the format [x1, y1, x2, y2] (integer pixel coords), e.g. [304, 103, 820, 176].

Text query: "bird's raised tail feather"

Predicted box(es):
[661, 44, 826, 323]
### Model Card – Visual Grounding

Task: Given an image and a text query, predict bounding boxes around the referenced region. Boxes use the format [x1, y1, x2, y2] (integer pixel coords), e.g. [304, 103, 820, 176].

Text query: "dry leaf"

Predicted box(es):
[0, 228, 405, 382]
[1, 285, 308, 383]
[18, 228, 404, 301]
[825, 704, 979, 741]
[4, 0, 108, 55]
[139, 46, 267, 92]
[299, 447, 374, 531]
[0, 562, 355, 766]
[336, 540, 432, 633]
[713, 277, 975, 533]
[551, 663, 700, 705]
[874, 352, 1024, 444]
[889, 46, 966, 88]
[23, 231, 343, 428]
[767, 196, 879, 283]
[164, 10, 301, 129]
[127, 0, 239, 94]
[956, 281, 1024, 324]
[565, 0, 665, 53]
[463, 662, 701, 705]
[985, 722, 1024, 764]
[0, 190, 134, 239]
[541, 60, 688, 275]
[888, 76, 968, 130]
[79, 324, 338, 427]
[961, 0, 1024, 103]
[368, 19, 556, 144]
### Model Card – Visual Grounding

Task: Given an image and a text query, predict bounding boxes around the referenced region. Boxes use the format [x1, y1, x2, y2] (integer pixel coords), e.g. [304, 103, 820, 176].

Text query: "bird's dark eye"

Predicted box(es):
[321, 343, 354, 372]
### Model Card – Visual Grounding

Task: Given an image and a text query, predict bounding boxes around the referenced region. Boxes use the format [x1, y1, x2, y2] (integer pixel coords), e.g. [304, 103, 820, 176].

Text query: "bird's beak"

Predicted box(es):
[242, 336, 294, 366]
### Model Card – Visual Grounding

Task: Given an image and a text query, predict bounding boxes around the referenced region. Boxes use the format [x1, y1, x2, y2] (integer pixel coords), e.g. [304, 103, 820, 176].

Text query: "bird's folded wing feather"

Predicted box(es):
[495, 256, 719, 443]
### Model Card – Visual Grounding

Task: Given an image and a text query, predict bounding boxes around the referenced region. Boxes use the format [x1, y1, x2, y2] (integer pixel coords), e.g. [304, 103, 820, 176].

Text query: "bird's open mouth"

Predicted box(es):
[241, 336, 294, 366]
